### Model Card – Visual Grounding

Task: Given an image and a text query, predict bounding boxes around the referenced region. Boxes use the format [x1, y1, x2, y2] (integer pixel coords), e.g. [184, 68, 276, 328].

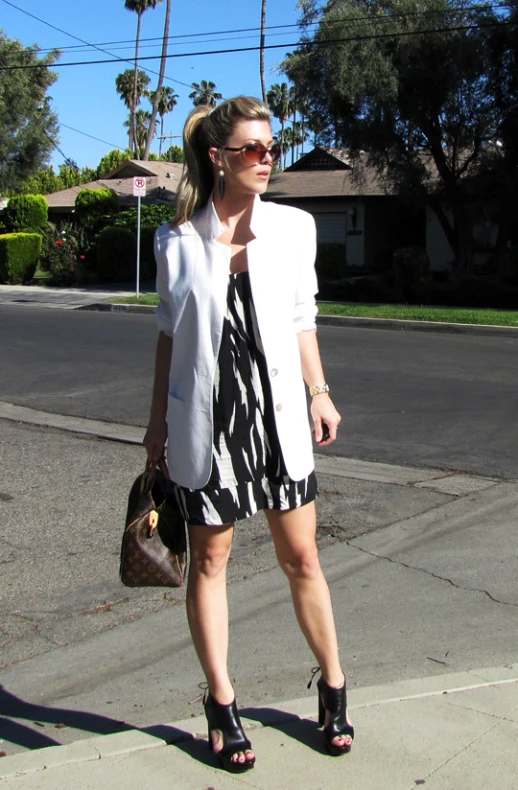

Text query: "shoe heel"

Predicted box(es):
[318, 692, 325, 726]
[207, 727, 213, 751]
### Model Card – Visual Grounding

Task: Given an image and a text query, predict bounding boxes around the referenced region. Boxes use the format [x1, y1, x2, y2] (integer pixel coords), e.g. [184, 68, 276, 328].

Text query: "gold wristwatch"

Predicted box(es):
[309, 383, 330, 397]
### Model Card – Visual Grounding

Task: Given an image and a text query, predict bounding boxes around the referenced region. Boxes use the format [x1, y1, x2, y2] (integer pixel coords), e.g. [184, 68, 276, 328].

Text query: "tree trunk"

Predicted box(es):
[159, 116, 164, 157]
[260, 0, 267, 102]
[132, 12, 143, 158]
[143, 0, 172, 160]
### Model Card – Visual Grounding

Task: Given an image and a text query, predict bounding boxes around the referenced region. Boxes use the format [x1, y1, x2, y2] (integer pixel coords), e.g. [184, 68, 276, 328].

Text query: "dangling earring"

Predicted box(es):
[218, 168, 226, 200]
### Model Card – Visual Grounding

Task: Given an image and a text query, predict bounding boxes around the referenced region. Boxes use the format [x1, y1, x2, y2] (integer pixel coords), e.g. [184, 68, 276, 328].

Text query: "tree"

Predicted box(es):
[189, 80, 223, 108]
[260, 0, 267, 102]
[284, 0, 505, 273]
[124, 109, 152, 155]
[0, 33, 59, 194]
[115, 68, 150, 150]
[124, 0, 163, 156]
[143, 0, 172, 160]
[149, 86, 178, 155]
[267, 83, 292, 168]
[161, 144, 184, 162]
[96, 149, 131, 177]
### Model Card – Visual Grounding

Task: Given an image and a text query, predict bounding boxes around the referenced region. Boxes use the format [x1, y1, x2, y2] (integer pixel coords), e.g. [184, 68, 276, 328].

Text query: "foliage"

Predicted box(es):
[40, 221, 90, 286]
[96, 226, 136, 282]
[0, 232, 42, 284]
[3, 194, 48, 233]
[139, 224, 158, 279]
[283, 0, 506, 272]
[393, 246, 431, 302]
[124, 109, 151, 155]
[189, 80, 223, 108]
[75, 188, 119, 226]
[0, 32, 59, 194]
[161, 144, 184, 163]
[111, 204, 173, 231]
[96, 149, 131, 177]
[315, 243, 347, 280]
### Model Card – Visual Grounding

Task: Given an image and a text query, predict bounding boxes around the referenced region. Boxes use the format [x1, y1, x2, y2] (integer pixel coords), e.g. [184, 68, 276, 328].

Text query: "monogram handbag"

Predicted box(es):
[120, 460, 187, 587]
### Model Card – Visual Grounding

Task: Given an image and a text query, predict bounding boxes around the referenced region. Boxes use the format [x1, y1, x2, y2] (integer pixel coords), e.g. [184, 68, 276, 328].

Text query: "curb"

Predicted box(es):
[1, 665, 517, 779]
[75, 303, 518, 337]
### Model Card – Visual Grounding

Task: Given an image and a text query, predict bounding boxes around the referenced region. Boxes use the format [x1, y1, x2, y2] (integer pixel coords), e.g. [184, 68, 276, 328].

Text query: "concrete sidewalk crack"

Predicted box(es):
[348, 542, 518, 607]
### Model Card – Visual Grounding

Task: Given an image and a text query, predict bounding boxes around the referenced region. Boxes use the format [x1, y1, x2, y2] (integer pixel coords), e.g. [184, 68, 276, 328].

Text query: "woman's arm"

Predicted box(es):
[297, 328, 341, 447]
[143, 331, 172, 463]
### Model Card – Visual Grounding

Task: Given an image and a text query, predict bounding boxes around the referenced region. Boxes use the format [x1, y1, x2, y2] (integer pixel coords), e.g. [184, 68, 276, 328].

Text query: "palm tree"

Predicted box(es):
[143, 0, 172, 160]
[149, 86, 178, 155]
[125, 0, 163, 157]
[267, 83, 292, 168]
[124, 109, 152, 156]
[260, 0, 267, 102]
[115, 69, 150, 149]
[189, 80, 223, 108]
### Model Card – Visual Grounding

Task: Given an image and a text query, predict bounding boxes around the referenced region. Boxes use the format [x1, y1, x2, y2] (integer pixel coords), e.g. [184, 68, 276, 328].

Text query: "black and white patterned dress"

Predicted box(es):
[172, 271, 318, 526]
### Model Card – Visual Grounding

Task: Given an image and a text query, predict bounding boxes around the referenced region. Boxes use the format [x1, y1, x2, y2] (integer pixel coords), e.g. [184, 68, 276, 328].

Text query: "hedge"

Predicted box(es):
[96, 226, 136, 282]
[0, 232, 42, 284]
[3, 195, 48, 234]
[75, 188, 119, 225]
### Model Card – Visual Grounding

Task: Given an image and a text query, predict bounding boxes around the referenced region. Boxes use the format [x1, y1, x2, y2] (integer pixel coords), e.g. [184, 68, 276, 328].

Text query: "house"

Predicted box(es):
[44, 160, 183, 220]
[266, 147, 497, 272]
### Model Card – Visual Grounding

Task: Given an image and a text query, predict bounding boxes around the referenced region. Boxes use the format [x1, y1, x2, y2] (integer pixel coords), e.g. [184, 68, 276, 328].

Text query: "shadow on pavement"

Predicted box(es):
[241, 706, 325, 755]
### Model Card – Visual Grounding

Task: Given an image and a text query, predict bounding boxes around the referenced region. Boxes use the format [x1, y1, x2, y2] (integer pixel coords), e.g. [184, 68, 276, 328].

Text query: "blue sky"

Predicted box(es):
[0, 0, 305, 170]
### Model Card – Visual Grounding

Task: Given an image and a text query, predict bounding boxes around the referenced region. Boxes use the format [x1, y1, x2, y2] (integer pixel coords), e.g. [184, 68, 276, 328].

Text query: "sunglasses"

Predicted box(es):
[223, 142, 282, 165]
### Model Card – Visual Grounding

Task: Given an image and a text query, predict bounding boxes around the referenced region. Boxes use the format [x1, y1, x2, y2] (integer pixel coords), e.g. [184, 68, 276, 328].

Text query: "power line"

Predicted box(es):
[5, 2, 512, 56]
[0, 0, 197, 92]
[58, 123, 125, 150]
[0, 19, 514, 72]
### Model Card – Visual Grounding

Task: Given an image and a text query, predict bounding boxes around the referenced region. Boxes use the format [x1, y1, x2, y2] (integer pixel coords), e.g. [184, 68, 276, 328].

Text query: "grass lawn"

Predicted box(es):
[317, 303, 518, 326]
[109, 295, 518, 327]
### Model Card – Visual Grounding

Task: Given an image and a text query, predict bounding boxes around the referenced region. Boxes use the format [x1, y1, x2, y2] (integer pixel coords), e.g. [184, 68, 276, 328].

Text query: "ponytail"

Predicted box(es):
[173, 96, 271, 227]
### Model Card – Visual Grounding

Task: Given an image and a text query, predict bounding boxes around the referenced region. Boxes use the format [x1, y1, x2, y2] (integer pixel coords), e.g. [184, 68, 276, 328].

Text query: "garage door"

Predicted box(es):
[314, 213, 347, 244]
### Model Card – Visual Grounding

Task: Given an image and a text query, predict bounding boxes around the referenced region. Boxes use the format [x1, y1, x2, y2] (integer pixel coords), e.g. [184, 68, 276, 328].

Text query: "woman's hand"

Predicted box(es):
[143, 417, 168, 464]
[311, 394, 341, 447]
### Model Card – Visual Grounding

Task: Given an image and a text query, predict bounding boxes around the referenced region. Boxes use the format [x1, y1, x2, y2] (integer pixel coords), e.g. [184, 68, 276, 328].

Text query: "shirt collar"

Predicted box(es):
[195, 193, 265, 240]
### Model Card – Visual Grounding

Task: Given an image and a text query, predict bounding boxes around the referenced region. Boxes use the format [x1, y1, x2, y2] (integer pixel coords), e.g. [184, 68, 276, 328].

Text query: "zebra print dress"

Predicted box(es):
[172, 271, 318, 526]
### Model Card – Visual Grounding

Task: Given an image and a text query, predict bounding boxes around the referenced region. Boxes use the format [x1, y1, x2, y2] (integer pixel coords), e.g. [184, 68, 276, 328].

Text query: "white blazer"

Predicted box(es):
[154, 194, 318, 489]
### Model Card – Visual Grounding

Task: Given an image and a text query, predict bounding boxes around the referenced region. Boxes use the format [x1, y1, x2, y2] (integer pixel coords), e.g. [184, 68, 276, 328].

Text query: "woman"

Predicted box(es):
[144, 96, 354, 773]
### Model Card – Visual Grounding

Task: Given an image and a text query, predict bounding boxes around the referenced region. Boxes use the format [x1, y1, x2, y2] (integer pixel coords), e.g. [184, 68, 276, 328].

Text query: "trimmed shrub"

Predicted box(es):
[315, 243, 347, 281]
[139, 224, 157, 280]
[3, 195, 48, 233]
[393, 246, 430, 302]
[0, 232, 42, 284]
[75, 188, 119, 226]
[96, 226, 136, 282]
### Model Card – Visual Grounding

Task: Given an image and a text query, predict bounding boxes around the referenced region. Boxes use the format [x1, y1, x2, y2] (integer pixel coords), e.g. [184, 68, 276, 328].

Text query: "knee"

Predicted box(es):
[278, 545, 321, 581]
[190, 546, 230, 579]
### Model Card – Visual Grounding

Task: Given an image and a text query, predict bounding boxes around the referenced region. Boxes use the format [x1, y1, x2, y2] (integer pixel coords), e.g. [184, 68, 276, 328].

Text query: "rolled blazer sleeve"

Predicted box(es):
[154, 227, 173, 337]
[293, 212, 318, 332]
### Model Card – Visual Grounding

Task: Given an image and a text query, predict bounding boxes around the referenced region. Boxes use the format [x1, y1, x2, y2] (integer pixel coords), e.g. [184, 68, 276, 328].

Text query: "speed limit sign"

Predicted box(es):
[132, 176, 146, 197]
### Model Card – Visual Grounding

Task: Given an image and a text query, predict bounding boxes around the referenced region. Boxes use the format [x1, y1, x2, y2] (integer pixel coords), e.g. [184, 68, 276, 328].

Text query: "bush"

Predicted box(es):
[3, 194, 48, 233]
[41, 222, 90, 286]
[139, 224, 157, 280]
[75, 188, 119, 227]
[0, 232, 42, 284]
[110, 204, 174, 231]
[318, 273, 392, 303]
[393, 246, 430, 302]
[315, 243, 347, 281]
[96, 226, 136, 282]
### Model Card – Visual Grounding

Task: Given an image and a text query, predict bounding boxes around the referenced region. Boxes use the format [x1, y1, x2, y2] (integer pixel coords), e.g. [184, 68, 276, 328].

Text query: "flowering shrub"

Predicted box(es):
[41, 222, 91, 285]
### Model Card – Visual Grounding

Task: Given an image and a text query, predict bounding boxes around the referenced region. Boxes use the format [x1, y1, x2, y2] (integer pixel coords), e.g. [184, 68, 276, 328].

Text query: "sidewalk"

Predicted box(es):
[1, 665, 517, 789]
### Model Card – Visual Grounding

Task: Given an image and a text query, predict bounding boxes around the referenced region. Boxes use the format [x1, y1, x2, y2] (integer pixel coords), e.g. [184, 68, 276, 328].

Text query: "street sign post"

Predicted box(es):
[132, 177, 147, 298]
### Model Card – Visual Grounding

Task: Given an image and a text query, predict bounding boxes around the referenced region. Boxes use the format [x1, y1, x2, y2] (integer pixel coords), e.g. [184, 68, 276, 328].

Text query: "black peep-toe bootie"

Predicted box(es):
[204, 692, 255, 773]
[308, 667, 355, 756]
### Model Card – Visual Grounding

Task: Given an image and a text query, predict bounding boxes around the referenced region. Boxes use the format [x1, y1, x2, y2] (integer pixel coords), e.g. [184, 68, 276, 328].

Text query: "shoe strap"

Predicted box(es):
[307, 666, 321, 689]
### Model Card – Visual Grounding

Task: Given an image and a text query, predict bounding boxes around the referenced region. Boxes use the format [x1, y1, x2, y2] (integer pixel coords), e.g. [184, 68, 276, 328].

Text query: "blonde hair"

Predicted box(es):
[173, 96, 271, 226]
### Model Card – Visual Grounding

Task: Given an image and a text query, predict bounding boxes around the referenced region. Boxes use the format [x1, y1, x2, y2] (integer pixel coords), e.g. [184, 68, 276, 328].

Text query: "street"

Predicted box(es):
[2, 304, 518, 478]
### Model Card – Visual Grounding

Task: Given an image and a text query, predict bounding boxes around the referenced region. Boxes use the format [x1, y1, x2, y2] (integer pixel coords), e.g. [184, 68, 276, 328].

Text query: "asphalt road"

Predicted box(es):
[2, 305, 518, 478]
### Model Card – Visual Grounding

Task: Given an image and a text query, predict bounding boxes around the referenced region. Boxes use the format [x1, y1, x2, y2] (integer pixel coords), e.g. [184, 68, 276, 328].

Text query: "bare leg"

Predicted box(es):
[265, 501, 352, 749]
[187, 523, 254, 766]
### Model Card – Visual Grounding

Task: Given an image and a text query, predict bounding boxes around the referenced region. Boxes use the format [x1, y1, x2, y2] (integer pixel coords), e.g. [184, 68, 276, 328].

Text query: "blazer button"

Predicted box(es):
[270, 368, 278, 377]
[275, 403, 282, 412]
